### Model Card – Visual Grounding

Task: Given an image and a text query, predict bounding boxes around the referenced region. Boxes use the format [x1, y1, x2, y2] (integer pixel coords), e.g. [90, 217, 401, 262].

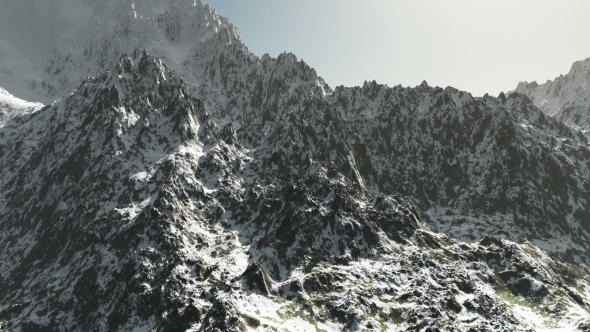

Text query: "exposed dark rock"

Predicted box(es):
[201, 299, 245, 332]
[240, 263, 274, 295]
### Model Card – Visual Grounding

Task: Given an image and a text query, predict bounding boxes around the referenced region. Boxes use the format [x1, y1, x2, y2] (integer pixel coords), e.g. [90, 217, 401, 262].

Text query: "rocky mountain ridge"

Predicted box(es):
[0, 48, 589, 332]
[512, 57, 590, 130]
[1, 0, 590, 331]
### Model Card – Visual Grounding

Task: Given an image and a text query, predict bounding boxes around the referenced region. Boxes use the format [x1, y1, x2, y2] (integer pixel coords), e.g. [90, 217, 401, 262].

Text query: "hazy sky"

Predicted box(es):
[201, 0, 590, 96]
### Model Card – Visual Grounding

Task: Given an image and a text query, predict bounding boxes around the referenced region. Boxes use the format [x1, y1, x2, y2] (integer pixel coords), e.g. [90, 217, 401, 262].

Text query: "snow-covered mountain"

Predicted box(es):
[0, 88, 44, 127]
[1, 0, 590, 331]
[0, 0, 243, 104]
[512, 58, 590, 130]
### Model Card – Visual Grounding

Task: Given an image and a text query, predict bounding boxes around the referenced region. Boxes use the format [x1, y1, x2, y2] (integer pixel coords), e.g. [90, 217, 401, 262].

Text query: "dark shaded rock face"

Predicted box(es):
[1, 1, 590, 331]
[240, 263, 274, 295]
[201, 300, 245, 332]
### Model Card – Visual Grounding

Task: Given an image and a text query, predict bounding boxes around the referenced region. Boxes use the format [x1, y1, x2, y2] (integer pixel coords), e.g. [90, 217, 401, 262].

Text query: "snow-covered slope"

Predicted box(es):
[1, 0, 590, 330]
[0, 88, 44, 127]
[0, 0, 241, 103]
[512, 58, 590, 129]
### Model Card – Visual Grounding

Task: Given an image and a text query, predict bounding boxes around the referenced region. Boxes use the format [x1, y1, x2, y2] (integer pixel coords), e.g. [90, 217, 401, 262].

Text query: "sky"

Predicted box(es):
[201, 0, 590, 97]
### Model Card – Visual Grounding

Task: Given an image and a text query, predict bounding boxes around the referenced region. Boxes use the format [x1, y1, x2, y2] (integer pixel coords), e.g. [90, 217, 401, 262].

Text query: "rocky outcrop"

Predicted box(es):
[240, 263, 274, 295]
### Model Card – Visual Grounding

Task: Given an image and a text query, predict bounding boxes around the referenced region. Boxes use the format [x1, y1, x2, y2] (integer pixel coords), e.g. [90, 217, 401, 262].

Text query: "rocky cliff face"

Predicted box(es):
[1, 0, 590, 331]
[512, 57, 590, 130]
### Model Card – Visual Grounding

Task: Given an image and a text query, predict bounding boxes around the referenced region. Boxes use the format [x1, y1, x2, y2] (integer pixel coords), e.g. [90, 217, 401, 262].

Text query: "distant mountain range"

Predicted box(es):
[1, 1, 590, 330]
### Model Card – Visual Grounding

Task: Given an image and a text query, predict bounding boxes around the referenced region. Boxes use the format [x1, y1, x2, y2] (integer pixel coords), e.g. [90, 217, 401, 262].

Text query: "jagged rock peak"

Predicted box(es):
[0, 0, 243, 102]
[511, 57, 590, 129]
[569, 56, 590, 74]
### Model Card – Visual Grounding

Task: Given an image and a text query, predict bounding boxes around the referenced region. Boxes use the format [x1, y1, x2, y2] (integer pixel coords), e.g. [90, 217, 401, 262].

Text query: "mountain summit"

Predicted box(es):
[0, 0, 241, 103]
[1, 1, 590, 331]
[512, 57, 590, 129]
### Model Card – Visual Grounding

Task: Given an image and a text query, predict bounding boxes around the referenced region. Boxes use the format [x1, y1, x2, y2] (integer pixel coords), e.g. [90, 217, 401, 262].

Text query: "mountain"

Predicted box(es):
[1, 0, 590, 331]
[0, 0, 245, 105]
[512, 58, 590, 129]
